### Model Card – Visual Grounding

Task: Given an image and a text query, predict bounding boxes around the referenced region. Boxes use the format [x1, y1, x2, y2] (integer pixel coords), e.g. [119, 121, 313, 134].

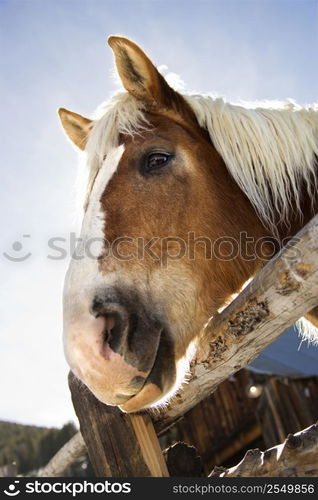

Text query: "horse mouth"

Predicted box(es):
[65, 291, 176, 412]
[115, 328, 176, 412]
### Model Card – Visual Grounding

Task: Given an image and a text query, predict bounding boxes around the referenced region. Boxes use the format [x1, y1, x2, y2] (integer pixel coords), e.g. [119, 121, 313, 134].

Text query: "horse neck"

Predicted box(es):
[207, 158, 317, 311]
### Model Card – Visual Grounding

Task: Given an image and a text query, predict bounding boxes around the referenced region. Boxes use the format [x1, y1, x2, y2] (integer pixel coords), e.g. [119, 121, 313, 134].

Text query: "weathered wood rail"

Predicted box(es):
[210, 422, 318, 477]
[68, 213, 318, 477]
[35, 431, 86, 477]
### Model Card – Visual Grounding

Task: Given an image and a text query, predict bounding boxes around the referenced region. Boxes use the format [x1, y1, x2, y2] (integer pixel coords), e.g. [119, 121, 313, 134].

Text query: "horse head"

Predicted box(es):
[58, 37, 281, 411]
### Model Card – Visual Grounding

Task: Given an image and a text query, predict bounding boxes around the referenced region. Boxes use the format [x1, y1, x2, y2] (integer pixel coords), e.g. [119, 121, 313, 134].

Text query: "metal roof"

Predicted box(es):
[248, 326, 318, 376]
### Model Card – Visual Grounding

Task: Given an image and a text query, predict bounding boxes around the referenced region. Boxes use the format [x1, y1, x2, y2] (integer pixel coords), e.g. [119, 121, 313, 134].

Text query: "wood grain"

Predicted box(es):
[68, 372, 168, 477]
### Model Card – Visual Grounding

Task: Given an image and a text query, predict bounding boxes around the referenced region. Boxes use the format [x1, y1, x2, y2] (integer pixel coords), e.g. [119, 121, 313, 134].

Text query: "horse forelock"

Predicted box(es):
[83, 93, 150, 209]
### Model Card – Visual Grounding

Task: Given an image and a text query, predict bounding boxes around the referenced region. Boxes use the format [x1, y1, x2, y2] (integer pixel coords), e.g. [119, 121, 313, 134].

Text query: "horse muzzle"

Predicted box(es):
[63, 288, 176, 411]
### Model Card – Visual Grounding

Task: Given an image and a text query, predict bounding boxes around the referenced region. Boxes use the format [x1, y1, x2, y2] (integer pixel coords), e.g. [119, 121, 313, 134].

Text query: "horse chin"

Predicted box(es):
[119, 383, 163, 412]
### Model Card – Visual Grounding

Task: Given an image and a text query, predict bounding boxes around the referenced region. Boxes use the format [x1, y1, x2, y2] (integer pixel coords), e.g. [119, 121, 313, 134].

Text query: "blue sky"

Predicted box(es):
[0, 0, 317, 427]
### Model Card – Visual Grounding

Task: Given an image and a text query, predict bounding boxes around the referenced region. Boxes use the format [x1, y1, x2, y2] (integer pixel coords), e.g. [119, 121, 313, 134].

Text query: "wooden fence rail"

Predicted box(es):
[36, 432, 86, 477]
[210, 422, 318, 477]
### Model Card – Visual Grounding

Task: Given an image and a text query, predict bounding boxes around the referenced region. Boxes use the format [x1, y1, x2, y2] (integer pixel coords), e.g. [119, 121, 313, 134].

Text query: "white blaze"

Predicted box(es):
[63, 145, 125, 352]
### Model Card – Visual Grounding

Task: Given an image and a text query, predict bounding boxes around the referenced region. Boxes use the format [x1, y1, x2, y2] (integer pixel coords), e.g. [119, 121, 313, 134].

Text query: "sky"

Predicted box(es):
[0, 0, 317, 428]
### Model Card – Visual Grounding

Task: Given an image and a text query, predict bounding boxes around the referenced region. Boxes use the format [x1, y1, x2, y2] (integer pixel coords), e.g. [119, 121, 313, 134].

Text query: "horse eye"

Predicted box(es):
[146, 153, 171, 172]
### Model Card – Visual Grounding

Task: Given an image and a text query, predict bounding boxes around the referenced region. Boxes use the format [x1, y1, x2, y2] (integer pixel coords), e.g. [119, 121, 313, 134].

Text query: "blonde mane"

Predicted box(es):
[84, 91, 318, 231]
[185, 95, 318, 232]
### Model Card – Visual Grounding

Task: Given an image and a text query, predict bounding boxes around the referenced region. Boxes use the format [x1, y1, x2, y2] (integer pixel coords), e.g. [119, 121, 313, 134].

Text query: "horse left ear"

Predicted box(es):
[108, 36, 176, 108]
[58, 108, 92, 150]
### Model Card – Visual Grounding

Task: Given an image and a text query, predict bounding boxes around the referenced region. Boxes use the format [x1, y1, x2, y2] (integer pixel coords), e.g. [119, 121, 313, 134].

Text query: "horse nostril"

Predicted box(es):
[103, 313, 116, 342]
[90, 295, 129, 348]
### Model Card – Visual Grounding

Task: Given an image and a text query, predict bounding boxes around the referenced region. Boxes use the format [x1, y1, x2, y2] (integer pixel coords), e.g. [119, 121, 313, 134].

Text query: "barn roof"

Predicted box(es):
[249, 326, 318, 376]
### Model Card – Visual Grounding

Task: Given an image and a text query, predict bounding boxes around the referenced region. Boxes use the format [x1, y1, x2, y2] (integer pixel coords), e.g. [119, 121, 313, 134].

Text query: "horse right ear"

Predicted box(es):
[107, 36, 198, 127]
[58, 108, 92, 150]
[108, 35, 176, 108]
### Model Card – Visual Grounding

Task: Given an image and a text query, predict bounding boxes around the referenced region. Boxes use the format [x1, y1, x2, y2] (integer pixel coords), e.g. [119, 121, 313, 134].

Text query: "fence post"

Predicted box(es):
[68, 372, 169, 477]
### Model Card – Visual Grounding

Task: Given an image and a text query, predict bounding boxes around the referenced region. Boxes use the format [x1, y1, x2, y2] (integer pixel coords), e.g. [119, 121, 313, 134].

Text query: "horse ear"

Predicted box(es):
[58, 108, 92, 150]
[108, 36, 175, 107]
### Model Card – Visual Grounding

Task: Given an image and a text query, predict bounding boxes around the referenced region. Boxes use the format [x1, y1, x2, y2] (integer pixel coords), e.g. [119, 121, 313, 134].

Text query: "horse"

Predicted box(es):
[58, 36, 318, 413]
